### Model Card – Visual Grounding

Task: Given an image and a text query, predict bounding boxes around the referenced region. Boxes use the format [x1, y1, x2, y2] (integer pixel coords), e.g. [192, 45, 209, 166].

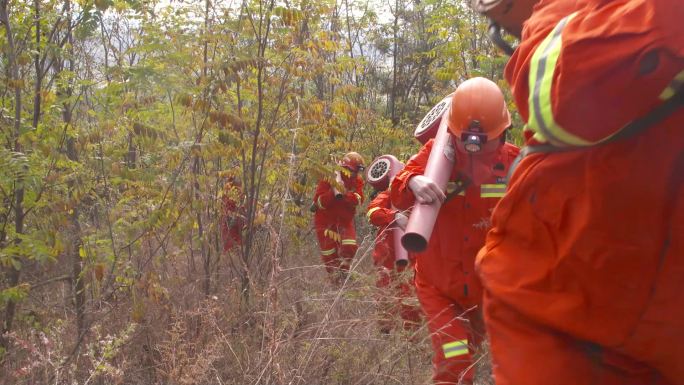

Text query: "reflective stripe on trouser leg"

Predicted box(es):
[443, 339, 469, 358]
[416, 276, 476, 384]
[339, 239, 357, 270]
[316, 226, 340, 275]
[321, 250, 341, 275]
[339, 239, 357, 259]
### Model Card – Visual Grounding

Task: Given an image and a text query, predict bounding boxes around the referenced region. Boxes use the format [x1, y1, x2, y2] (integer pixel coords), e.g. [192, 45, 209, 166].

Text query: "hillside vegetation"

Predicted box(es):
[0, 0, 512, 383]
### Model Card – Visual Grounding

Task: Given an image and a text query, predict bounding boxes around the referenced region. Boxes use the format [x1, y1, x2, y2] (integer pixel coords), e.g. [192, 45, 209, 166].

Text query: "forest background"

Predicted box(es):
[0, 0, 519, 383]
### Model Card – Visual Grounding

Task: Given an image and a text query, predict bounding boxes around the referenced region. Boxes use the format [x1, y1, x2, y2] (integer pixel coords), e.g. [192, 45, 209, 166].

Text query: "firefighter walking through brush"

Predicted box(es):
[220, 176, 244, 253]
[470, 0, 684, 384]
[391, 78, 520, 385]
[366, 156, 422, 334]
[312, 152, 365, 283]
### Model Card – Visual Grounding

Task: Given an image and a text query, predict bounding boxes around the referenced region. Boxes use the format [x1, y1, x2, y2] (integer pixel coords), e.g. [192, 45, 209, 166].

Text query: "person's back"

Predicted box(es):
[473, 0, 684, 383]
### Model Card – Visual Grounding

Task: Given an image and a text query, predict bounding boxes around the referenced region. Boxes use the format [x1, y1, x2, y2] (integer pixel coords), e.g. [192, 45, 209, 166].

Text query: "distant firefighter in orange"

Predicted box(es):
[312, 152, 365, 283]
[220, 177, 244, 253]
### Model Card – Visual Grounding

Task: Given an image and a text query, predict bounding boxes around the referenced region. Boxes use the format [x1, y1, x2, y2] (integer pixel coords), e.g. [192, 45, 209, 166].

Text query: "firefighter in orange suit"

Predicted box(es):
[367, 187, 421, 333]
[470, 0, 684, 384]
[221, 177, 244, 253]
[391, 78, 520, 384]
[312, 152, 365, 282]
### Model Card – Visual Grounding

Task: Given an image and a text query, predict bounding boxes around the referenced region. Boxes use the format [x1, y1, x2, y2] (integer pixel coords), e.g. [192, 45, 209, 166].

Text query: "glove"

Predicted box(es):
[408, 175, 446, 204]
[394, 211, 408, 230]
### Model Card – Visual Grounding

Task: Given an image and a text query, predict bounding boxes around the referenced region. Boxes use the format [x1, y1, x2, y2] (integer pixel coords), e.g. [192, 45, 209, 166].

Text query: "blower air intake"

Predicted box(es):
[414, 94, 454, 144]
[367, 154, 410, 267]
[366, 155, 404, 191]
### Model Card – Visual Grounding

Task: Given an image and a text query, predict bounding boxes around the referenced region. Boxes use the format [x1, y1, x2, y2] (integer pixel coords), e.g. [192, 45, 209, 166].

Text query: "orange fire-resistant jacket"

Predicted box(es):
[477, 0, 684, 383]
[313, 175, 364, 228]
[391, 139, 519, 304]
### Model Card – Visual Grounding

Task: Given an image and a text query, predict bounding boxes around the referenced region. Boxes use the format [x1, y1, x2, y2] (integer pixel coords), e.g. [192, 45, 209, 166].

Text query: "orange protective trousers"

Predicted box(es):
[367, 190, 421, 333]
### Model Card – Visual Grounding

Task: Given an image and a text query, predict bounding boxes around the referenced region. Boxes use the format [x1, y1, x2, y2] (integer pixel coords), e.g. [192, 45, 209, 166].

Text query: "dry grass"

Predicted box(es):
[1, 218, 493, 385]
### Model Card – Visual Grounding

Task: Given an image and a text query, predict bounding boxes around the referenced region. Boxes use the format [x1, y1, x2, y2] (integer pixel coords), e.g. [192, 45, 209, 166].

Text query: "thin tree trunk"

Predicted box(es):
[390, 0, 399, 125]
[62, 0, 86, 344]
[32, 0, 42, 129]
[242, 0, 275, 301]
[197, 0, 211, 296]
[0, 0, 25, 350]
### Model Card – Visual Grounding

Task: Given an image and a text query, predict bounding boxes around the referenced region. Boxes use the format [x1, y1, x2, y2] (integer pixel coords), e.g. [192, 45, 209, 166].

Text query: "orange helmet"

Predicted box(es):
[340, 151, 365, 172]
[448, 77, 511, 153]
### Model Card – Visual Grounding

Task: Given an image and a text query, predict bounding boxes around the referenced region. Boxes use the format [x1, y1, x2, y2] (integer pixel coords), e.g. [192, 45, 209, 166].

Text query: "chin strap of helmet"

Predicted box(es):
[488, 22, 516, 56]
